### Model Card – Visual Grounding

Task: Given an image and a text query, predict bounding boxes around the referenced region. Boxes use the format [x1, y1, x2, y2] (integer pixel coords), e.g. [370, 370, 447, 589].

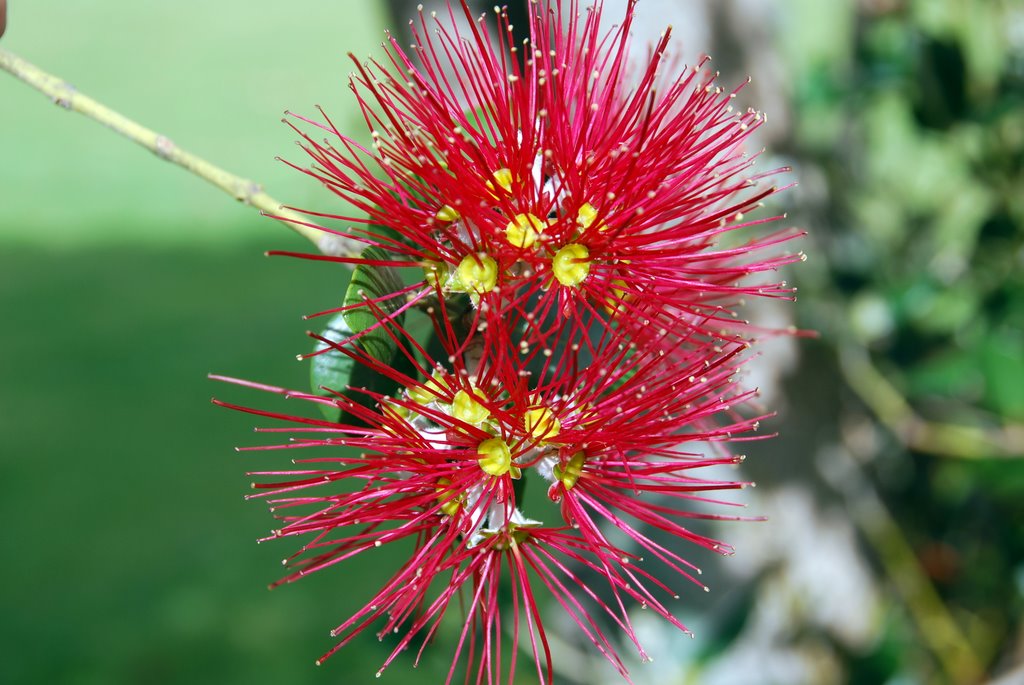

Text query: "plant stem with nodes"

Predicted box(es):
[0, 47, 360, 259]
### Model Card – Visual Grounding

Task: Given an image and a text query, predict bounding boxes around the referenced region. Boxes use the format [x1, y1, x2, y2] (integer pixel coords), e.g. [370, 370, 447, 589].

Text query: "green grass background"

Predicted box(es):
[0, 2, 462, 683]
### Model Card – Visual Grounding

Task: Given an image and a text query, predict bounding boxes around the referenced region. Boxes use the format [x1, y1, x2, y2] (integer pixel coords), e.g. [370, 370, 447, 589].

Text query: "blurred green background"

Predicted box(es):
[0, 2, 456, 683]
[1, 1, 1022, 684]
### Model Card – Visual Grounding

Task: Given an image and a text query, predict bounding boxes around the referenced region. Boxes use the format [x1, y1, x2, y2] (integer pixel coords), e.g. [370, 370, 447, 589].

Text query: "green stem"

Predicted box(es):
[0, 47, 361, 258]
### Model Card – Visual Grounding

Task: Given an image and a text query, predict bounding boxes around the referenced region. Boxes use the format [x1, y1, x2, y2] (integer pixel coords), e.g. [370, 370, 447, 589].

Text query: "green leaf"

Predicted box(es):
[309, 312, 411, 425]
[981, 329, 1024, 419]
[310, 313, 356, 423]
[905, 349, 981, 401]
[343, 246, 406, 364]
[307, 247, 410, 425]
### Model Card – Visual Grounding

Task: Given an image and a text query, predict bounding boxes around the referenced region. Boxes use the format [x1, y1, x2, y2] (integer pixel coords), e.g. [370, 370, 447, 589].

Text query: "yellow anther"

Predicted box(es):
[553, 451, 586, 490]
[491, 168, 513, 192]
[434, 204, 461, 223]
[524, 406, 561, 442]
[452, 388, 490, 425]
[505, 213, 545, 249]
[435, 477, 462, 516]
[423, 260, 448, 288]
[552, 244, 591, 288]
[407, 371, 448, 405]
[456, 253, 499, 295]
[478, 438, 514, 476]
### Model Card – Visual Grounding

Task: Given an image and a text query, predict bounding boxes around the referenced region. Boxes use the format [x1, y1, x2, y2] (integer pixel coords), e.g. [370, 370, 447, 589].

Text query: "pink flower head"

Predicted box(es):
[218, 0, 806, 682]
[276, 0, 803, 349]
[213, 309, 766, 682]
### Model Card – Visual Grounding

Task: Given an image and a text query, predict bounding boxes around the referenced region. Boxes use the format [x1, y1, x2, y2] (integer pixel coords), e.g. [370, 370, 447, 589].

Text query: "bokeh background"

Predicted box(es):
[1, 1, 1022, 683]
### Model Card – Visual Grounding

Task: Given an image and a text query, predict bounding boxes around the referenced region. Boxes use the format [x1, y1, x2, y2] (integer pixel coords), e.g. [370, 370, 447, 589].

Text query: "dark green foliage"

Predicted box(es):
[788, 1, 1024, 679]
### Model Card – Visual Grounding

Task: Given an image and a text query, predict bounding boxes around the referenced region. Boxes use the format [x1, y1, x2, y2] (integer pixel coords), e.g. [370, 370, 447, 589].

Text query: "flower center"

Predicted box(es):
[452, 388, 490, 425]
[490, 524, 534, 550]
[490, 168, 513, 193]
[407, 371, 449, 404]
[422, 260, 448, 288]
[505, 212, 546, 249]
[477, 437, 517, 477]
[552, 451, 586, 490]
[456, 252, 499, 294]
[434, 204, 461, 223]
[552, 244, 591, 287]
[604, 277, 629, 314]
[576, 202, 608, 233]
[524, 405, 561, 442]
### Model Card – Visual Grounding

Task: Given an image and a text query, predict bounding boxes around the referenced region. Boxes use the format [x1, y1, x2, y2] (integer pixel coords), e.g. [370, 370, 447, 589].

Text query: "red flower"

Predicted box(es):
[276, 0, 802, 348]
[214, 294, 767, 682]
[218, 0, 805, 681]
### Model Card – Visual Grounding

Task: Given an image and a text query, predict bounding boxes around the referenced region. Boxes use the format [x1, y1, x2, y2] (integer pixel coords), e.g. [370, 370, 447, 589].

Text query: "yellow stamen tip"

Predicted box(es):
[505, 212, 545, 249]
[577, 202, 609, 233]
[552, 243, 591, 288]
[456, 253, 499, 295]
[407, 371, 448, 405]
[553, 451, 586, 490]
[423, 260, 448, 287]
[491, 168, 513, 192]
[577, 202, 597, 228]
[477, 438, 513, 476]
[452, 388, 490, 425]
[434, 204, 460, 223]
[524, 406, 561, 441]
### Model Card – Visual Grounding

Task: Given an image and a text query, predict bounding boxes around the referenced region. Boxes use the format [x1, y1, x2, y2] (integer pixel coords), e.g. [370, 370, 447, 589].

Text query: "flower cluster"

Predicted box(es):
[217, 1, 802, 682]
